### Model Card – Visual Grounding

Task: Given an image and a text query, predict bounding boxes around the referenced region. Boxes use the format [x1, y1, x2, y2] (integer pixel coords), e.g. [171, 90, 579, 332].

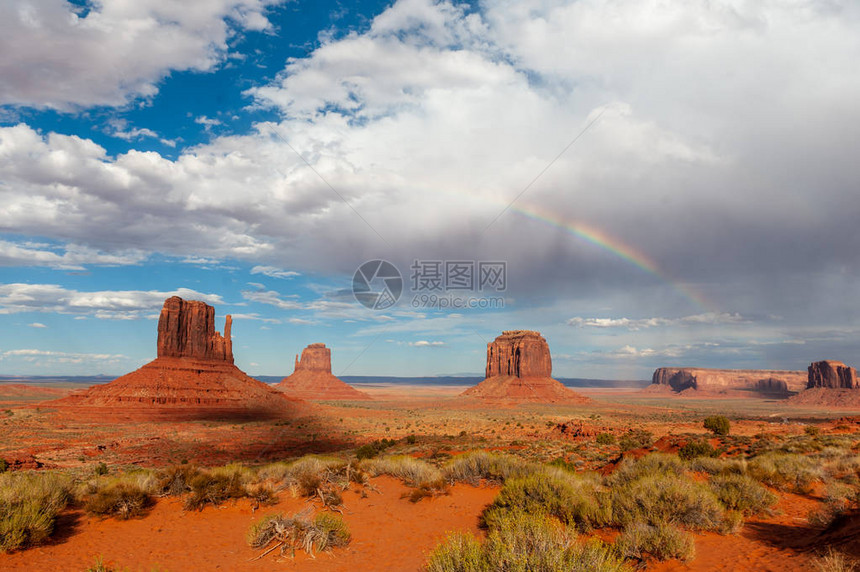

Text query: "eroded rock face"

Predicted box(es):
[157, 296, 233, 363]
[808, 361, 858, 389]
[294, 343, 331, 372]
[650, 367, 807, 395]
[485, 330, 552, 378]
[276, 343, 371, 400]
[462, 330, 588, 403]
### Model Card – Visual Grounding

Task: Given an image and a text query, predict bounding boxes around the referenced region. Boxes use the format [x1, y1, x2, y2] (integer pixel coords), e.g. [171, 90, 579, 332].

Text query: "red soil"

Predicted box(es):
[0, 476, 499, 572]
[277, 369, 372, 401]
[461, 375, 590, 403]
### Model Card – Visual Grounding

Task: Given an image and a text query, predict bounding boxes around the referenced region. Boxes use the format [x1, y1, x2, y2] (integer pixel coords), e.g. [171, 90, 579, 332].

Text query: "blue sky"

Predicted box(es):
[1, 0, 859, 378]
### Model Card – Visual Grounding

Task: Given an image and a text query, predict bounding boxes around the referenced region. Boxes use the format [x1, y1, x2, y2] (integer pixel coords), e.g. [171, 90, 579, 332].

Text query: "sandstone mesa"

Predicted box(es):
[461, 330, 589, 403]
[276, 343, 371, 400]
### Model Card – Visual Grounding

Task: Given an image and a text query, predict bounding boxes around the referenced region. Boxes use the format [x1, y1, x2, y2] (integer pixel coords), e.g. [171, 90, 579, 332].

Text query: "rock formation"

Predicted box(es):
[461, 330, 589, 403]
[276, 343, 371, 400]
[156, 296, 233, 362]
[47, 297, 302, 419]
[788, 360, 860, 406]
[807, 360, 858, 389]
[649, 367, 807, 396]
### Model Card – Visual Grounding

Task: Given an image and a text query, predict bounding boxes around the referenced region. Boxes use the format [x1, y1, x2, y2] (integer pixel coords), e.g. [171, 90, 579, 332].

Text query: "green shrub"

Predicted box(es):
[184, 471, 246, 511]
[94, 462, 109, 476]
[619, 429, 653, 452]
[615, 521, 695, 562]
[355, 438, 397, 460]
[247, 511, 350, 557]
[596, 433, 616, 446]
[362, 455, 443, 487]
[608, 454, 685, 487]
[85, 482, 151, 520]
[485, 470, 611, 531]
[747, 452, 822, 494]
[0, 471, 72, 552]
[611, 474, 724, 531]
[709, 474, 777, 516]
[704, 416, 731, 436]
[679, 440, 718, 461]
[444, 451, 532, 485]
[427, 510, 628, 572]
[687, 456, 746, 476]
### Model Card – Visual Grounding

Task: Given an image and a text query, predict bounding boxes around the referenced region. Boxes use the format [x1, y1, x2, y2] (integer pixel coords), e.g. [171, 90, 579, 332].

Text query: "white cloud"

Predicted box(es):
[0, 284, 222, 319]
[0, 348, 128, 364]
[567, 312, 748, 330]
[0, 239, 146, 270]
[251, 265, 300, 279]
[230, 312, 281, 324]
[409, 340, 445, 347]
[0, 0, 281, 109]
[28, 322, 47, 328]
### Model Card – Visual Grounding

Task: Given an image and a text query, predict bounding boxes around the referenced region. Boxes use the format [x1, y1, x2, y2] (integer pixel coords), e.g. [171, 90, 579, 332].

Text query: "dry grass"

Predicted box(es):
[247, 510, 350, 559]
[0, 471, 72, 552]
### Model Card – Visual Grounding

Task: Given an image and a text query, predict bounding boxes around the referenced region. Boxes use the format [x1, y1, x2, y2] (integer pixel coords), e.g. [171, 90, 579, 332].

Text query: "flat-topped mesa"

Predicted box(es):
[294, 343, 331, 373]
[157, 296, 233, 363]
[486, 330, 552, 379]
[462, 330, 589, 403]
[650, 367, 807, 395]
[808, 360, 858, 389]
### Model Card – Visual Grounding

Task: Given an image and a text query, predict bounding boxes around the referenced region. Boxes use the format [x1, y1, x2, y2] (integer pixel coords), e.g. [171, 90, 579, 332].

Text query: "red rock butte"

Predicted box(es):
[276, 343, 371, 400]
[790, 360, 860, 406]
[46, 296, 303, 419]
[461, 330, 589, 403]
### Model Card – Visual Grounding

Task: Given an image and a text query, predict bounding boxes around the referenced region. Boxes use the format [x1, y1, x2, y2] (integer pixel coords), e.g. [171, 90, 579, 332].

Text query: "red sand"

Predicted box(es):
[0, 476, 499, 571]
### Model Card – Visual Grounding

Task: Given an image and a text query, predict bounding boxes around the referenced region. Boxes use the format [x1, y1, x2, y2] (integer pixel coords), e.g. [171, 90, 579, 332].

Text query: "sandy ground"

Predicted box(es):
[3, 382, 860, 570]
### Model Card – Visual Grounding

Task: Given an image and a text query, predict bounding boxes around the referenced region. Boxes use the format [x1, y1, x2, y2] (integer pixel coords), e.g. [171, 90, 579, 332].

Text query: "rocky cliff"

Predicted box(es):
[650, 367, 807, 395]
[462, 330, 589, 403]
[808, 361, 858, 389]
[48, 297, 301, 419]
[157, 296, 233, 362]
[276, 343, 371, 400]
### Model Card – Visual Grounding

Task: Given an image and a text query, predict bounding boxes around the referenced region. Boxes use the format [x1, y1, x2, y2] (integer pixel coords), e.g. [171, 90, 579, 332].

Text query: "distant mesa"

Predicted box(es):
[46, 296, 303, 419]
[789, 360, 860, 406]
[461, 330, 590, 403]
[648, 367, 807, 396]
[807, 360, 858, 389]
[276, 343, 371, 401]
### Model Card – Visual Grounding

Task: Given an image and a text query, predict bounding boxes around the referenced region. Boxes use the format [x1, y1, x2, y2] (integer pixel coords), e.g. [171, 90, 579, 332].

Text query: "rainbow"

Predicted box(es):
[509, 203, 714, 312]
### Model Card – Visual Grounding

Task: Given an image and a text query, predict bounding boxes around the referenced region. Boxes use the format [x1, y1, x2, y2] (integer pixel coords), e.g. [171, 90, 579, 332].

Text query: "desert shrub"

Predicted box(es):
[704, 416, 731, 436]
[355, 438, 397, 460]
[596, 433, 616, 446]
[747, 452, 822, 494]
[0, 471, 72, 552]
[679, 440, 718, 461]
[85, 482, 151, 520]
[184, 471, 246, 511]
[814, 547, 857, 572]
[156, 465, 202, 496]
[709, 474, 777, 516]
[363, 455, 443, 487]
[427, 510, 628, 572]
[548, 457, 577, 473]
[808, 482, 857, 528]
[608, 454, 685, 487]
[444, 450, 532, 485]
[615, 521, 695, 562]
[406, 434, 418, 445]
[247, 511, 350, 558]
[94, 462, 109, 476]
[619, 429, 653, 452]
[687, 456, 746, 476]
[806, 426, 822, 437]
[86, 556, 119, 572]
[611, 474, 724, 531]
[0, 460, 8, 474]
[484, 470, 611, 531]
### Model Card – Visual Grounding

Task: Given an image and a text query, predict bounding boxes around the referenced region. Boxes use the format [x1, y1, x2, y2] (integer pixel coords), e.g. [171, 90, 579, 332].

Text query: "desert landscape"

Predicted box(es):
[2, 297, 860, 571]
[3, 1, 859, 571]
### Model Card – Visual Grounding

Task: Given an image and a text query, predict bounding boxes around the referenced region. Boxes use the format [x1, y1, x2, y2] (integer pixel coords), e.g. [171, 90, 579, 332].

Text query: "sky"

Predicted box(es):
[1, 0, 859, 379]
